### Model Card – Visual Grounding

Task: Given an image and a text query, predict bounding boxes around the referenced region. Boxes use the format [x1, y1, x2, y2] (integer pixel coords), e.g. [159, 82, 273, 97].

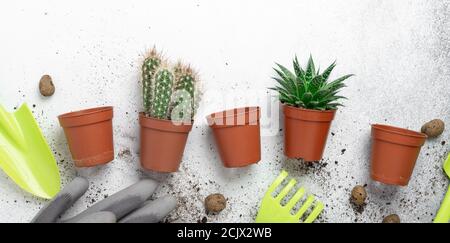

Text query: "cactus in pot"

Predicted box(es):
[139, 48, 201, 173]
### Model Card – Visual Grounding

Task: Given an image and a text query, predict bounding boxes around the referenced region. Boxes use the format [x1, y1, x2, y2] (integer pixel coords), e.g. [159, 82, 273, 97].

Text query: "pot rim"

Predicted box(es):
[58, 106, 113, 119]
[283, 104, 336, 122]
[372, 124, 427, 139]
[206, 106, 261, 127]
[283, 104, 337, 113]
[58, 106, 113, 128]
[139, 113, 193, 133]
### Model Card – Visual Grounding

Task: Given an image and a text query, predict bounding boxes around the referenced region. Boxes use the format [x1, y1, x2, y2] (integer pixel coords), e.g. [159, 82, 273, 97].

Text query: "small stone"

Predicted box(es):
[421, 119, 445, 138]
[351, 185, 367, 206]
[382, 214, 401, 223]
[39, 75, 55, 97]
[205, 193, 227, 213]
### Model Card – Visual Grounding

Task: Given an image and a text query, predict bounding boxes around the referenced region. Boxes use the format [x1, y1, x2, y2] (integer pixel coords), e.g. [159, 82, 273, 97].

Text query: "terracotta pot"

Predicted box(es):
[58, 107, 114, 168]
[283, 105, 336, 162]
[370, 124, 427, 186]
[140, 114, 193, 173]
[207, 107, 261, 168]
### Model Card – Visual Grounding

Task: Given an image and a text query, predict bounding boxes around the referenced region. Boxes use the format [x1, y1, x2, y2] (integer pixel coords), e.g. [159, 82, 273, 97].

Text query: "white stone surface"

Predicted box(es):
[0, 0, 449, 223]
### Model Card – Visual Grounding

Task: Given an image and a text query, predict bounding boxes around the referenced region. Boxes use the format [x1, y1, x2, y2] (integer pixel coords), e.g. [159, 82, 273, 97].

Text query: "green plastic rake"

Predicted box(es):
[256, 170, 324, 223]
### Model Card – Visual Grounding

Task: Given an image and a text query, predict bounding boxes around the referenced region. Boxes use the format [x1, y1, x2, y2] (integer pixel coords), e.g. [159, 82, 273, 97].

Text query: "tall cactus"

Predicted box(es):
[150, 65, 174, 119]
[142, 48, 162, 113]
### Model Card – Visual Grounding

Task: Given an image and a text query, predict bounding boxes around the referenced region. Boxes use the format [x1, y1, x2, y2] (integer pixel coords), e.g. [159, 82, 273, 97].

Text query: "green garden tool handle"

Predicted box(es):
[434, 186, 450, 223]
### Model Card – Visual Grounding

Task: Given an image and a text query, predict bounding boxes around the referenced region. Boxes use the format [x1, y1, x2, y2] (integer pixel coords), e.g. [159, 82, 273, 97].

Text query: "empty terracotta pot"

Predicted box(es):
[283, 105, 336, 162]
[58, 107, 114, 168]
[207, 107, 261, 168]
[370, 124, 427, 186]
[140, 114, 193, 173]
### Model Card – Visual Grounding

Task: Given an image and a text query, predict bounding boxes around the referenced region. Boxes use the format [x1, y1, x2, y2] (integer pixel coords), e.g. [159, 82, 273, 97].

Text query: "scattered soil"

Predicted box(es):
[118, 148, 131, 158]
[197, 216, 208, 223]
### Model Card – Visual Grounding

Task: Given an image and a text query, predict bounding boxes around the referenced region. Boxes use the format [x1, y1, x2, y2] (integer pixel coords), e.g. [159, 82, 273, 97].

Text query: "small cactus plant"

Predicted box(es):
[142, 48, 200, 122]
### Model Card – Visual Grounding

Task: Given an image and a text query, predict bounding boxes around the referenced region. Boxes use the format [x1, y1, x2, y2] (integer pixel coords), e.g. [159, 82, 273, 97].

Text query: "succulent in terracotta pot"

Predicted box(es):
[140, 48, 201, 173]
[270, 55, 353, 162]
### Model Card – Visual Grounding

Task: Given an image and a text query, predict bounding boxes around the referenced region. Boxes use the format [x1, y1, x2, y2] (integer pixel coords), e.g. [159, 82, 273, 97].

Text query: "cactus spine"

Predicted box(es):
[142, 48, 162, 114]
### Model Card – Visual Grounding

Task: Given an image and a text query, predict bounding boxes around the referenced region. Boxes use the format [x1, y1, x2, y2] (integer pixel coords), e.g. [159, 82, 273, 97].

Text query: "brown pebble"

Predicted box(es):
[39, 75, 55, 97]
[382, 214, 400, 223]
[205, 193, 226, 213]
[351, 185, 367, 206]
[421, 119, 445, 138]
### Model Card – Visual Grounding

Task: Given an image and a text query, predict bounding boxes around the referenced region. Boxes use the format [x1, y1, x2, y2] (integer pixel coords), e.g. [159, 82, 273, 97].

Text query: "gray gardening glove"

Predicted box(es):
[31, 177, 177, 223]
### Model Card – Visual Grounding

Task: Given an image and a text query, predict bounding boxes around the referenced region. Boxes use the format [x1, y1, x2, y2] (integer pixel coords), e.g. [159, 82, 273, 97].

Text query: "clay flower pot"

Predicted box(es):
[58, 107, 114, 168]
[139, 114, 193, 173]
[370, 124, 427, 186]
[283, 105, 336, 162]
[207, 107, 261, 168]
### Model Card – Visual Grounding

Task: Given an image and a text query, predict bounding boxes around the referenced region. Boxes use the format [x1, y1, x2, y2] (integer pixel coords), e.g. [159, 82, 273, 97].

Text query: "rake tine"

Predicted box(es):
[268, 170, 288, 195]
[295, 195, 315, 220]
[285, 187, 306, 210]
[304, 201, 324, 223]
[276, 179, 296, 202]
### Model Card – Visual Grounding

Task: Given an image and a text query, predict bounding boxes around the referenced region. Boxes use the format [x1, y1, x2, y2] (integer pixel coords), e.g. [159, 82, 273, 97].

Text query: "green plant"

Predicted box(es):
[170, 62, 199, 122]
[151, 64, 174, 119]
[142, 48, 162, 114]
[142, 48, 200, 121]
[270, 55, 354, 110]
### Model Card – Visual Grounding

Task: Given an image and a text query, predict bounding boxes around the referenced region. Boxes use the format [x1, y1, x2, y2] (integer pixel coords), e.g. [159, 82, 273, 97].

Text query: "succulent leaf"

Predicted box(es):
[305, 55, 316, 80]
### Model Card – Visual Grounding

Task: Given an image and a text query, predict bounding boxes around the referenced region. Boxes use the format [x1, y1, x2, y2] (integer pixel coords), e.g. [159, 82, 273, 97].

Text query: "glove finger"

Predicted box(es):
[31, 177, 89, 223]
[63, 179, 158, 223]
[119, 196, 177, 223]
[65, 212, 117, 223]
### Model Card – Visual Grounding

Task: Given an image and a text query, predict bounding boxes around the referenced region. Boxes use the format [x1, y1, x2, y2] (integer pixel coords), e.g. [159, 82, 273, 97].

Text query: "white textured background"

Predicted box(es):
[0, 0, 449, 223]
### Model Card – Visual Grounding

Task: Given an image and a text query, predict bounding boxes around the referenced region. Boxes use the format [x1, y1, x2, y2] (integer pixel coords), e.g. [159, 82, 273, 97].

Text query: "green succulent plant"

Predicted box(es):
[142, 48, 200, 121]
[270, 55, 354, 110]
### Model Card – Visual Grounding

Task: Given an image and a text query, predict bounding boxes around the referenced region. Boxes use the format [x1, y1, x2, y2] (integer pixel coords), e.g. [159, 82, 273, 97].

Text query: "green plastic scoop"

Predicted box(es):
[0, 103, 60, 199]
[434, 154, 450, 223]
